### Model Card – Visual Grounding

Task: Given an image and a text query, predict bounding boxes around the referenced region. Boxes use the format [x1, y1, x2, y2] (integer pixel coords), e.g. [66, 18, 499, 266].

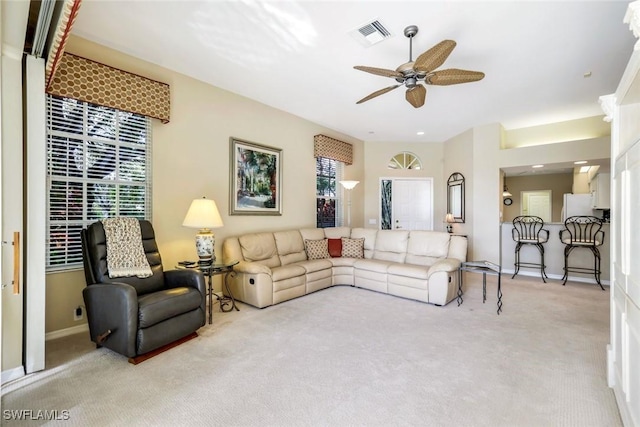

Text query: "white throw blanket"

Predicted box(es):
[102, 217, 153, 279]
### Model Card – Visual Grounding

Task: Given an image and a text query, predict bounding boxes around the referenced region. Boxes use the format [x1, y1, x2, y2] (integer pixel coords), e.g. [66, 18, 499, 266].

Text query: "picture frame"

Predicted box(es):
[230, 137, 282, 216]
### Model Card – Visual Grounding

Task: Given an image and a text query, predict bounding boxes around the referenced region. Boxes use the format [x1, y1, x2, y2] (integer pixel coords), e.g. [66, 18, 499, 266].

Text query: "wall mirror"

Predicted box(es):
[447, 172, 465, 223]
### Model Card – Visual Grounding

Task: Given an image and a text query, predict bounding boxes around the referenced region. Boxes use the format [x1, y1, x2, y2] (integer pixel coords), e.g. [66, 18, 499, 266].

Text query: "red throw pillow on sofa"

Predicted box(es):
[327, 238, 342, 257]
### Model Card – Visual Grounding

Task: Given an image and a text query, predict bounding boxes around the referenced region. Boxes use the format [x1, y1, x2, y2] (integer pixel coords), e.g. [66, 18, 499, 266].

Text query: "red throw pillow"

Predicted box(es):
[327, 238, 342, 257]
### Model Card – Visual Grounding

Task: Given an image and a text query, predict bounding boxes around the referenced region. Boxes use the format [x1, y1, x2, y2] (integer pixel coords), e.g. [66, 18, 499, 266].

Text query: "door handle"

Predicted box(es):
[2, 232, 20, 293]
[13, 232, 20, 294]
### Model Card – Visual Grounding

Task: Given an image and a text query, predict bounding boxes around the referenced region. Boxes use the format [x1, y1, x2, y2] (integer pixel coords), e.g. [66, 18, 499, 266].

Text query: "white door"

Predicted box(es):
[521, 190, 551, 222]
[390, 179, 433, 230]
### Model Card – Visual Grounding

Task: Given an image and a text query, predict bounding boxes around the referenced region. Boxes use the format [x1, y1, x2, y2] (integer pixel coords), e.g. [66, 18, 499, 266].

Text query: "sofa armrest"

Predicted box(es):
[82, 282, 138, 357]
[164, 269, 206, 292]
[234, 260, 272, 275]
[427, 258, 461, 278]
[164, 269, 207, 315]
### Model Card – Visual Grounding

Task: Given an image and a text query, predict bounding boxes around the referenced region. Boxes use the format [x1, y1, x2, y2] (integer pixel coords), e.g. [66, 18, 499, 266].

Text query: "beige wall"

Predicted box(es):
[470, 124, 503, 263]
[503, 115, 610, 148]
[502, 173, 573, 223]
[499, 136, 610, 168]
[44, 36, 365, 333]
[443, 129, 474, 248]
[362, 142, 444, 231]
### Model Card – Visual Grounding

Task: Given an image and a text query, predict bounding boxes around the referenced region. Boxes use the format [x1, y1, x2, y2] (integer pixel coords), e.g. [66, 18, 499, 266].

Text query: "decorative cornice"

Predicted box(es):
[598, 94, 615, 122]
[624, 1, 640, 50]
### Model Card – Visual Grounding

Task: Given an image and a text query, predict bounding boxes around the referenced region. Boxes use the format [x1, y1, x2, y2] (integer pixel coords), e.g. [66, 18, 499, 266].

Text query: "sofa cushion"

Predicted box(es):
[274, 230, 307, 265]
[138, 287, 201, 328]
[373, 230, 409, 263]
[271, 264, 306, 282]
[354, 258, 394, 273]
[342, 237, 364, 258]
[323, 226, 351, 239]
[329, 257, 357, 267]
[239, 233, 280, 268]
[304, 239, 330, 260]
[300, 228, 325, 241]
[328, 238, 342, 257]
[295, 259, 333, 273]
[351, 228, 377, 258]
[387, 263, 429, 280]
[405, 231, 451, 266]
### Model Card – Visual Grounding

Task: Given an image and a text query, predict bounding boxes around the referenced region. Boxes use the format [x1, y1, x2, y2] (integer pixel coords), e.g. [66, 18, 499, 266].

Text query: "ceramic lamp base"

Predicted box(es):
[195, 231, 215, 261]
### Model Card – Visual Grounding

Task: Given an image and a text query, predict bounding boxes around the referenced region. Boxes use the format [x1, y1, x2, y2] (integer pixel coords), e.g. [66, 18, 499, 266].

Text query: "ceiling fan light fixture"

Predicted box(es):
[353, 24, 484, 108]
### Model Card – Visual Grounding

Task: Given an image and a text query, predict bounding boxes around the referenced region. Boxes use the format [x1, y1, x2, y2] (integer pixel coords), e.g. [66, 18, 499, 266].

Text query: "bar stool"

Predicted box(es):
[511, 216, 549, 282]
[559, 216, 605, 290]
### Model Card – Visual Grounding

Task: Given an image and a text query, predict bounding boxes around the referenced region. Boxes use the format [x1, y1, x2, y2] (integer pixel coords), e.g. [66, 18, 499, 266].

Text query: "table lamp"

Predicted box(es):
[339, 180, 359, 227]
[182, 197, 224, 263]
[445, 213, 455, 233]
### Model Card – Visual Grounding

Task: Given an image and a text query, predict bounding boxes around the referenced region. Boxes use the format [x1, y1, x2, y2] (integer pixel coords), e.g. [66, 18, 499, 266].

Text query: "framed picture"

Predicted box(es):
[230, 137, 282, 215]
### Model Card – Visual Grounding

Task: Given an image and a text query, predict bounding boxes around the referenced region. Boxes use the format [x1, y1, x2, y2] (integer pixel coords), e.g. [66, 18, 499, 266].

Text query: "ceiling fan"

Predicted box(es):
[354, 25, 485, 108]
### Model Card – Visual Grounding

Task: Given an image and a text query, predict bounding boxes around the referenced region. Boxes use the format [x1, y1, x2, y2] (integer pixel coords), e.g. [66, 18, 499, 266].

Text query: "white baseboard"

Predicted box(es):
[500, 269, 610, 286]
[45, 323, 89, 341]
[1, 366, 25, 385]
[606, 344, 615, 388]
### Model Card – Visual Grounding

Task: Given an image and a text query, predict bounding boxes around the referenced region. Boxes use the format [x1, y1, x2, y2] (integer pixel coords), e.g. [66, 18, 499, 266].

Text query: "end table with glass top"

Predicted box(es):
[458, 260, 503, 315]
[177, 260, 239, 324]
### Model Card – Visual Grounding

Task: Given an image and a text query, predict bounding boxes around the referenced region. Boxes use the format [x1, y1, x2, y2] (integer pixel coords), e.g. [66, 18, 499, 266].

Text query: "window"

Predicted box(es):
[46, 95, 152, 270]
[388, 152, 422, 170]
[316, 157, 342, 228]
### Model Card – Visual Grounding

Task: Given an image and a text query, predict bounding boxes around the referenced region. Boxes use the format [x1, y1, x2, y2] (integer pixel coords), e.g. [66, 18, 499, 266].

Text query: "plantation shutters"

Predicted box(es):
[46, 95, 152, 269]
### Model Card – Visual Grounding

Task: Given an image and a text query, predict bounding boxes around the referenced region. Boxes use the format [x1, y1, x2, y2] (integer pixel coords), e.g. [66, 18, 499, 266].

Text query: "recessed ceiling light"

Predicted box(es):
[574, 160, 587, 165]
[417, 131, 425, 135]
[532, 164, 544, 168]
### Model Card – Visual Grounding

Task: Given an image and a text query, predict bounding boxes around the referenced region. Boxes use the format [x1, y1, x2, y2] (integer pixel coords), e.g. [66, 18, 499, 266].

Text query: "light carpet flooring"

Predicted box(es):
[1, 274, 621, 426]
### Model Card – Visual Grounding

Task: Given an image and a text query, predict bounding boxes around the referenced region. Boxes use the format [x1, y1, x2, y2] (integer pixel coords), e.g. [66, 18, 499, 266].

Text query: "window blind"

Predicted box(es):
[46, 95, 152, 269]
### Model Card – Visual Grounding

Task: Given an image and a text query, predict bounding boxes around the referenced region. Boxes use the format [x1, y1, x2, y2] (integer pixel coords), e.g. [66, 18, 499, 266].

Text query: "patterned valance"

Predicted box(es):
[45, 0, 83, 90]
[313, 135, 353, 165]
[46, 53, 171, 124]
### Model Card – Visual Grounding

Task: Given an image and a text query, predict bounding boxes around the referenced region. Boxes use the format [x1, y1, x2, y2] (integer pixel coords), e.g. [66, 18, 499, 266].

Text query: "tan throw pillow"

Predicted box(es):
[304, 239, 330, 260]
[341, 237, 364, 258]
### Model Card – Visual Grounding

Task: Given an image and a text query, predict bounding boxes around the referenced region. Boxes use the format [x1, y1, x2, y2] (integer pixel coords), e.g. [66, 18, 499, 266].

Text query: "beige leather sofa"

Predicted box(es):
[222, 227, 467, 309]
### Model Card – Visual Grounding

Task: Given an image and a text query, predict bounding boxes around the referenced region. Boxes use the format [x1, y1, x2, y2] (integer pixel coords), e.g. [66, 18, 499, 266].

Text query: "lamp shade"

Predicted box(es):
[182, 197, 224, 230]
[445, 213, 455, 223]
[503, 184, 512, 197]
[339, 180, 359, 190]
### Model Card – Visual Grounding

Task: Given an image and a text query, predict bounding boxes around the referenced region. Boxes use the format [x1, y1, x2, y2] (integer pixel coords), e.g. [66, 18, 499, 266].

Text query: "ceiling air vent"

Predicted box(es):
[349, 19, 392, 47]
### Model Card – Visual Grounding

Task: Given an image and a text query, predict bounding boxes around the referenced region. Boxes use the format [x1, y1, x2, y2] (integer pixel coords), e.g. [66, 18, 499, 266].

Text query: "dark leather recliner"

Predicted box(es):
[81, 220, 206, 359]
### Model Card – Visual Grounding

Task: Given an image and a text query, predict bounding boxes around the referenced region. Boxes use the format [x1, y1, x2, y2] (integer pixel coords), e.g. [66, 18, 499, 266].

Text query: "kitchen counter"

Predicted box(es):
[500, 222, 610, 284]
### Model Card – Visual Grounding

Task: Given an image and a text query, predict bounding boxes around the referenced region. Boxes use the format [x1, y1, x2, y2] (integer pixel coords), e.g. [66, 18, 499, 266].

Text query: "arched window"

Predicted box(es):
[388, 152, 422, 170]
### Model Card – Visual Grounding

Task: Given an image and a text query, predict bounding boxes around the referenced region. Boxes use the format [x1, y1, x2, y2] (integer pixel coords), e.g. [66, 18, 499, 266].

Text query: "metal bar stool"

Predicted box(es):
[511, 216, 549, 282]
[559, 216, 605, 290]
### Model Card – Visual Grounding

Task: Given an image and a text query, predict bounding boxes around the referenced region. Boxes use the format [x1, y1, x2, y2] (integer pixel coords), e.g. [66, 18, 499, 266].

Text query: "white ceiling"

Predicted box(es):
[71, 0, 636, 143]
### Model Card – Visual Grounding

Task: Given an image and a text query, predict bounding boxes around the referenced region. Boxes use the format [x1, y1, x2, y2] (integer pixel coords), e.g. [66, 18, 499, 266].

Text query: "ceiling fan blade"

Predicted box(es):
[426, 68, 485, 86]
[414, 40, 456, 73]
[405, 85, 426, 108]
[356, 84, 402, 104]
[354, 66, 404, 79]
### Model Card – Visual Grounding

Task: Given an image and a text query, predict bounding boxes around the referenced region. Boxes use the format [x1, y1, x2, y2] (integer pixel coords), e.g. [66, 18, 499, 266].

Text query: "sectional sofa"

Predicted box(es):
[221, 227, 467, 309]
